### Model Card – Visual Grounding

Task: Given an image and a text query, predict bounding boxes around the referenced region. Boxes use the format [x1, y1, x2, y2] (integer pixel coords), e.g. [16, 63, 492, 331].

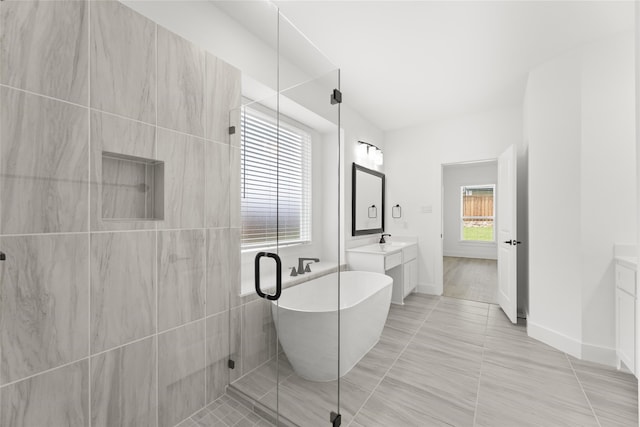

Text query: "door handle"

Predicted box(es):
[503, 240, 522, 246]
[254, 252, 282, 301]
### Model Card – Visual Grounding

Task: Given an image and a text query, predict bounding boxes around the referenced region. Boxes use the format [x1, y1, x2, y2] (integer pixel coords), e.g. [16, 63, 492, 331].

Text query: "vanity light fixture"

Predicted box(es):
[357, 140, 384, 166]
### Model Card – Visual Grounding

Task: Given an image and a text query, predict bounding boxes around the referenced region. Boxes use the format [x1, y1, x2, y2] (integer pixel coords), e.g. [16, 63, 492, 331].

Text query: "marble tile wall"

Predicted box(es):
[0, 1, 241, 426]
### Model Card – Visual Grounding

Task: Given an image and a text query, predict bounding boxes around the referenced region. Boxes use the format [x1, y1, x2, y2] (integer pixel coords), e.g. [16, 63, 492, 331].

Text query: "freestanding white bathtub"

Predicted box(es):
[272, 271, 392, 382]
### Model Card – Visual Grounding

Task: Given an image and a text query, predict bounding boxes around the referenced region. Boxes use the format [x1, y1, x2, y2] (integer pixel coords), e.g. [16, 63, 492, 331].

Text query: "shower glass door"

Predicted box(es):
[224, 2, 342, 425]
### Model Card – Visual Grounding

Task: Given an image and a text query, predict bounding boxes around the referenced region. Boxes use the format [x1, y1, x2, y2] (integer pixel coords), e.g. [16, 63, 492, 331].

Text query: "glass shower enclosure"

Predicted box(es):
[221, 2, 344, 425]
[0, 0, 342, 425]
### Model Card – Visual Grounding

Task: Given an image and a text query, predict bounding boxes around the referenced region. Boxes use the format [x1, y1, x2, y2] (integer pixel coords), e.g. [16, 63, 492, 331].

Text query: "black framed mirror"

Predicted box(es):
[352, 163, 385, 236]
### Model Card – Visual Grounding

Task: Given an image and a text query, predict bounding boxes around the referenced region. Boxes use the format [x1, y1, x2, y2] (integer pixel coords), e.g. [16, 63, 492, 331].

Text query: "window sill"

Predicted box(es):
[458, 240, 496, 246]
[241, 240, 312, 254]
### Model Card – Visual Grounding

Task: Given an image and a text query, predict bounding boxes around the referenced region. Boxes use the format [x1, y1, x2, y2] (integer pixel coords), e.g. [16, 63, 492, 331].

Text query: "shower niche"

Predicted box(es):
[101, 151, 164, 221]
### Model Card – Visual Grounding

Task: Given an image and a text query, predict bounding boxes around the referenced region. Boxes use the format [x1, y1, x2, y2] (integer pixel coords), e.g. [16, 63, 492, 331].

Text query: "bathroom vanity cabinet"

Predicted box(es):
[615, 257, 637, 375]
[347, 240, 418, 304]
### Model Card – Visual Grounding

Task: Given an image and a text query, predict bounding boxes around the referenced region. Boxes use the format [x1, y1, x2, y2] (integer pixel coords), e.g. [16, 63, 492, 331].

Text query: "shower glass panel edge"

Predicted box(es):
[226, 3, 341, 425]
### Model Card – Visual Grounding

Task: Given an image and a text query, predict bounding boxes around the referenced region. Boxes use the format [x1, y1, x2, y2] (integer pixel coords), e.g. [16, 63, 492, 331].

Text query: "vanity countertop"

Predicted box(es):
[615, 256, 638, 270]
[346, 241, 416, 255]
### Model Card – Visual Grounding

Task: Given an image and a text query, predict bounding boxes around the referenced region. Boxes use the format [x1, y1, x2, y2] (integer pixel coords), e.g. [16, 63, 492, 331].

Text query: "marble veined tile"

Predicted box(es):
[574, 368, 638, 426]
[158, 320, 206, 427]
[90, 0, 155, 124]
[90, 111, 156, 231]
[157, 26, 205, 137]
[91, 336, 156, 427]
[0, 0, 88, 104]
[205, 142, 230, 228]
[475, 364, 598, 427]
[241, 299, 274, 374]
[206, 312, 229, 404]
[205, 54, 241, 144]
[0, 360, 89, 427]
[0, 87, 89, 234]
[206, 228, 230, 316]
[229, 306, 243, 383]
[156, 129, 204, 229]
[354, 383, 451, 427]
[0, 234, 89, 385]
[158, 229, 206, 331]
[90, 231, 156, 353]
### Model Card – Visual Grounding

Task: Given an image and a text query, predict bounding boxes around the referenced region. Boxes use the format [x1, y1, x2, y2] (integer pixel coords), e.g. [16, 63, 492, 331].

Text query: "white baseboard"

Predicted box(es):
[581, 342, 617, 367]
[527, 320, 582, 359]
[527, 321, 618, 367]
[443, 251, 497, 260]
[416, 283, 440, 295]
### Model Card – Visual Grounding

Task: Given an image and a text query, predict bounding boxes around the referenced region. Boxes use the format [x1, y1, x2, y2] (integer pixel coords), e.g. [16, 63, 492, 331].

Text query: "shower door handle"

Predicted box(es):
[254, 252, 282, 301]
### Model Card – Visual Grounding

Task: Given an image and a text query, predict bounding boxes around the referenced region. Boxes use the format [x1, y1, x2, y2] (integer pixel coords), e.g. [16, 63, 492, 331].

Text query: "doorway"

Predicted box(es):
[442, 161, 499, 305]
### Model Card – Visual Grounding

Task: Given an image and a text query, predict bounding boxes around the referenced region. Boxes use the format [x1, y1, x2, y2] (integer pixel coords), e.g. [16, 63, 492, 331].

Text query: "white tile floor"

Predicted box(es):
[217, 294, 637, 426]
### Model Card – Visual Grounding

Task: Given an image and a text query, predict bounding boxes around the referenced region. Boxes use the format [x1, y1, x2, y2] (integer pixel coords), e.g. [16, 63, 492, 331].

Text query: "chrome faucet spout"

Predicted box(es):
[297, 257, 320, 274]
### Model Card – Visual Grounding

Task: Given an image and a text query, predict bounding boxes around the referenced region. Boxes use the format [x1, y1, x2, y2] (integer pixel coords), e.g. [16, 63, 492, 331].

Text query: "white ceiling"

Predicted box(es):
[272, 1, 635, 131]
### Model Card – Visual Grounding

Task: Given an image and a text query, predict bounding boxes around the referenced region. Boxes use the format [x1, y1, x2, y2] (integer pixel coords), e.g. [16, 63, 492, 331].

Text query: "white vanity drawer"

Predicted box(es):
[385, 252, 402, 270]
[617, 264, 636, 297]
[403, 245, 417, 262]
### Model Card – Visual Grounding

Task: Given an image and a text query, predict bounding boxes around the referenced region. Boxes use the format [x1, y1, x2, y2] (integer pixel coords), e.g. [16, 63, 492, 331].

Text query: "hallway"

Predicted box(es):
[444, 256, 498, 304]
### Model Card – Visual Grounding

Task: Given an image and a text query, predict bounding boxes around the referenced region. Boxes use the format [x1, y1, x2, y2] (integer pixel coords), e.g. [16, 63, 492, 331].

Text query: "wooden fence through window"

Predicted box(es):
[463, 195, 494, 217]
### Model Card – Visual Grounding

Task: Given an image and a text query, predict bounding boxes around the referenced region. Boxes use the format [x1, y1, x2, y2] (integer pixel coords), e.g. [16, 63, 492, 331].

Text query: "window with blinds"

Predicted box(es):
[240, 107, 312, 250]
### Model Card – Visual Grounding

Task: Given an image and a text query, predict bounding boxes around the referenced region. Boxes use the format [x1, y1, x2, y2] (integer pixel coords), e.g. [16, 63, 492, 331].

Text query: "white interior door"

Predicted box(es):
[497, 145, 518, 323]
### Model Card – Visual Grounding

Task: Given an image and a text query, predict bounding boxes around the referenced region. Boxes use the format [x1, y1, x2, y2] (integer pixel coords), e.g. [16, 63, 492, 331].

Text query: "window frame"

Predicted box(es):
[459, 184, 496, 244]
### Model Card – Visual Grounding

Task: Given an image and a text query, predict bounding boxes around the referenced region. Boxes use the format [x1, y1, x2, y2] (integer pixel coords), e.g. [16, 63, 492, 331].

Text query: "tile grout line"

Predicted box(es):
[566, 353, 602, 427]
[0, 329, 162, 391]
[0, 84, 229, 147]
[471, 304, 490, 427]
[0, 356, 90, 390]
[203, 49, 209, 413]
[87, 0, 92, 424]
[0, 226, 228, 238]
[348, 298, 442, 425]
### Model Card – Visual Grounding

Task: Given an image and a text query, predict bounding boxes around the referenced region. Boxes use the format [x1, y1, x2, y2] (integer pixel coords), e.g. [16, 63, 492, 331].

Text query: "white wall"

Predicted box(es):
[124, 0, 385, 280]
[443, 162, 498, 260]
[343, 106, 386, 251]
[384, 107, 523, 295]
[581, 33, 636, 363]
[526, 31, 636, 363]
[525, 51, 584, 356]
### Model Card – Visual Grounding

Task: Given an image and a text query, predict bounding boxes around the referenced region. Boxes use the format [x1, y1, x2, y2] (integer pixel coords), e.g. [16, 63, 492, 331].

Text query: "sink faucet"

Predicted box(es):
[379, 233, 391, 244]
[297, 257, 320, 274]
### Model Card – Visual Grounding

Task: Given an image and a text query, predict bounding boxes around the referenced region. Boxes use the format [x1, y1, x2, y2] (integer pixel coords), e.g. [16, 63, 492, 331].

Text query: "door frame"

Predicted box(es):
[439, 158, 501, 298]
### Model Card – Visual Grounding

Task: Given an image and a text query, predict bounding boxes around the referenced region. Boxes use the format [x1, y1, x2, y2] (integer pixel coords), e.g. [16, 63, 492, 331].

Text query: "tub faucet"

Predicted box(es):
[297, 257, 320, 274]
[380, 233, 391, 244]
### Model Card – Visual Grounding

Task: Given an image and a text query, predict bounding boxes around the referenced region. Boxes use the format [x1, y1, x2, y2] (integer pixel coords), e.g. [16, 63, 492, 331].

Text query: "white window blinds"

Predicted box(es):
[240, 107, 312, 249]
